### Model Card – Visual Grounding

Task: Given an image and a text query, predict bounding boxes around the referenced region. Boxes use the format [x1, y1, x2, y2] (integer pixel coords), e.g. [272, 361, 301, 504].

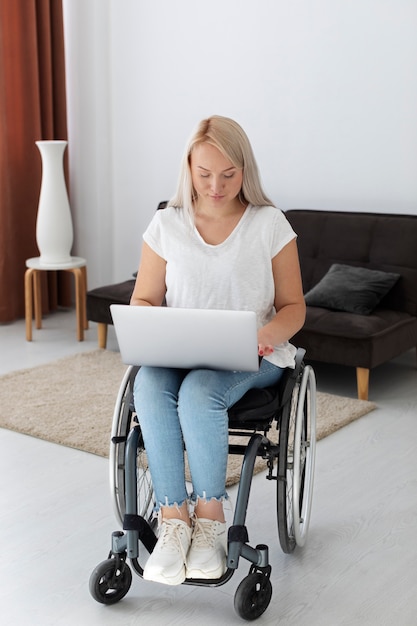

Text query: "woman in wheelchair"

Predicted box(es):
[129, 115, 306, 586]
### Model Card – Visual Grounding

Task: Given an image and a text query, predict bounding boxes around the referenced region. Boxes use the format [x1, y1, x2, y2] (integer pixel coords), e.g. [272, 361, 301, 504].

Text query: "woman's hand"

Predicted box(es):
[258, 326, 274, 356]
[258, 343, 274, 357]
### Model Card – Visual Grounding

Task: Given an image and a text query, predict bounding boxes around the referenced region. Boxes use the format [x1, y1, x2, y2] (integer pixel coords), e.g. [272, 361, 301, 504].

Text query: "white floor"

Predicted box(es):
[1, 309, 417, 626]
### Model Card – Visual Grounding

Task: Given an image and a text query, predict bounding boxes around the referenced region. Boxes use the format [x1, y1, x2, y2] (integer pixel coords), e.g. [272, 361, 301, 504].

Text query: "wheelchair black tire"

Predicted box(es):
[89, 557, 132, 605]
[277, 364, 316, 553]
[234, 572, 273, 621]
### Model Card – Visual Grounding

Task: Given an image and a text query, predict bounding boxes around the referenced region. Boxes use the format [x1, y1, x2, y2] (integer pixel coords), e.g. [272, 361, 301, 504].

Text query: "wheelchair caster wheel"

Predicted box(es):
[89, 557, 132, 605]
[234, 573, 272, 621]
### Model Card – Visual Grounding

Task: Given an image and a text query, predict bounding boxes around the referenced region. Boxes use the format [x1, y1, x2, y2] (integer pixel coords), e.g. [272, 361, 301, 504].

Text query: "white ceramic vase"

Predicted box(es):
[35, 140, 74, 265]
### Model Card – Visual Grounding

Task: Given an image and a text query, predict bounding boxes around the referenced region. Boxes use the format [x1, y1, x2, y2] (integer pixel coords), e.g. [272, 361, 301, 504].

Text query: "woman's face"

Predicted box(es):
[190, 142, 243, 211]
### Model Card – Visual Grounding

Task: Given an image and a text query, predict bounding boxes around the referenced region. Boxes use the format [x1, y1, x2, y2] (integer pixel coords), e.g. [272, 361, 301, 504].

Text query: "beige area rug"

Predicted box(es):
[0, 350, 376, 486]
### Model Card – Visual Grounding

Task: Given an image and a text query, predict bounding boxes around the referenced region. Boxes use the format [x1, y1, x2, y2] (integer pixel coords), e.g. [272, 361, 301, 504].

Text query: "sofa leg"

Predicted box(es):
[356, 367, 369, 401]
[97, 323, 108, 349]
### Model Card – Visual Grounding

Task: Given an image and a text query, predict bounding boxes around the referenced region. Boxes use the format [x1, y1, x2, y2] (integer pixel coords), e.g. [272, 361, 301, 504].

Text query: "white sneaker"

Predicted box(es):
[143, 519, 192, 585]
[186, 518, 227, 579]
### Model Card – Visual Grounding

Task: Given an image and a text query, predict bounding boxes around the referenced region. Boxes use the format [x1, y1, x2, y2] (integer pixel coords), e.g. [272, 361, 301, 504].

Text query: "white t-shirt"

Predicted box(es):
[143, 204, 297, 368]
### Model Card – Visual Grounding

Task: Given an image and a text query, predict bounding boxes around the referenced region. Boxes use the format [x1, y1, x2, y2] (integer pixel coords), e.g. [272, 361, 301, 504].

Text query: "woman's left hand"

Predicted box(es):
[258, 343, 274, 357]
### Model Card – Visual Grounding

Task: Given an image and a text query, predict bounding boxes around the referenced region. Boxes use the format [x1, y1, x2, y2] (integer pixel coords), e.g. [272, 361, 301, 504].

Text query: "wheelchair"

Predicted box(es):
[89, 348, 316, 621]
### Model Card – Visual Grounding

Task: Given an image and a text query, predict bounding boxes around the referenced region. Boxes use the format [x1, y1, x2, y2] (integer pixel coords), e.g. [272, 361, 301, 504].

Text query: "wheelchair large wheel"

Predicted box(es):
[277, 363, 316, 553]
[109, 365, 156, 530]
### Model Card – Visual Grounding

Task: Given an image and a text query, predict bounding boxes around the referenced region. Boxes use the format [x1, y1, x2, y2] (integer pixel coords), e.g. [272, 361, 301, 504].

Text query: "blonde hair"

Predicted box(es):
[169, 115, 274, 218]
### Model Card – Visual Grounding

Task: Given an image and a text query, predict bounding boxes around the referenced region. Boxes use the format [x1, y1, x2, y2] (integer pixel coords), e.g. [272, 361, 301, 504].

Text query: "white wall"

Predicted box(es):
[63, 0, 417, 289]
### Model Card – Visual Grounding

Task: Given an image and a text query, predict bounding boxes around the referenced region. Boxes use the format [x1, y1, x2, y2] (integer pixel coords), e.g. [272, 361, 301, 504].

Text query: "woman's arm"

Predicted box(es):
[258, 238, 306, 356]
[130, 242, 167, 307]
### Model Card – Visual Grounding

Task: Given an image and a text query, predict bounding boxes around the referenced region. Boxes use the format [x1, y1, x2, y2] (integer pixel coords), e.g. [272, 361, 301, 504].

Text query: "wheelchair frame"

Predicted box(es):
[90, 348, 316, 621]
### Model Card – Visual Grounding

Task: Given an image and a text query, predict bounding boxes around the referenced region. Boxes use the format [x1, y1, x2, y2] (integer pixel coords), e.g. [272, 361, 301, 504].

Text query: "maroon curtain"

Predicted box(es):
[0, 0, 70, 323]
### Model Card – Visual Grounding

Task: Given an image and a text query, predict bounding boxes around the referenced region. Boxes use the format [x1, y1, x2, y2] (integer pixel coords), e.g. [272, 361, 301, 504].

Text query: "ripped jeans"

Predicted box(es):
[133, 359, 285, 511]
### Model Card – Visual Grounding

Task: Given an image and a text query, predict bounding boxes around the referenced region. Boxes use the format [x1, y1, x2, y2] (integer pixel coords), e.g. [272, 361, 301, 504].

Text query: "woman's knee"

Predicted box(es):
[178, 369, 225, 410]
[134, 366, 186, 413]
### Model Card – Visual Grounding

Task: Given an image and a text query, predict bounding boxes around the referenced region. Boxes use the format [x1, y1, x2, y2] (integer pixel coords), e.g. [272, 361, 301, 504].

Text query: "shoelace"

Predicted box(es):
[158, 520, 190, 560]
[192, 518, 217, 549]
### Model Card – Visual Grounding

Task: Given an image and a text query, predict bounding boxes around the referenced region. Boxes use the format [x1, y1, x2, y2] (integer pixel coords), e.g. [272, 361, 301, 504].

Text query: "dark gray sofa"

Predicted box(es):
[286, 209, 417, 400]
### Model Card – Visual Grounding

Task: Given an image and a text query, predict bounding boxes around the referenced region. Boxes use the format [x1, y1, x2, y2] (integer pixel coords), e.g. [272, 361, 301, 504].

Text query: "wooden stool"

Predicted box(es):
[25, 256, 88, 341]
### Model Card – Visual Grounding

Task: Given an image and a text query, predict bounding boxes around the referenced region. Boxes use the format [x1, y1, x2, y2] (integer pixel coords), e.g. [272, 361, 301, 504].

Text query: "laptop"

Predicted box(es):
[110, 304, 259, 372]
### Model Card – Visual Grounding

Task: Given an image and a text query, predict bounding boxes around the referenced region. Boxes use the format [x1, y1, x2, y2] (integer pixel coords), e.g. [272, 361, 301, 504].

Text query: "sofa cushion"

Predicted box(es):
[292, 307, 417, 368]
[304, 264, 400, 315]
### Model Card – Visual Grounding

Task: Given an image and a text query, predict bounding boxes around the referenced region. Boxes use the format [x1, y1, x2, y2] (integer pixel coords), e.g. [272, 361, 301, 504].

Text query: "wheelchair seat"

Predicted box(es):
[227, 348, 303, 429]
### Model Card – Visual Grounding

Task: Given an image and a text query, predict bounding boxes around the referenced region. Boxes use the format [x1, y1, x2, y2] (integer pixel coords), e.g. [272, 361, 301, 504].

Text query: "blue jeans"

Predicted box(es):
[133, 359, 285, 511]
